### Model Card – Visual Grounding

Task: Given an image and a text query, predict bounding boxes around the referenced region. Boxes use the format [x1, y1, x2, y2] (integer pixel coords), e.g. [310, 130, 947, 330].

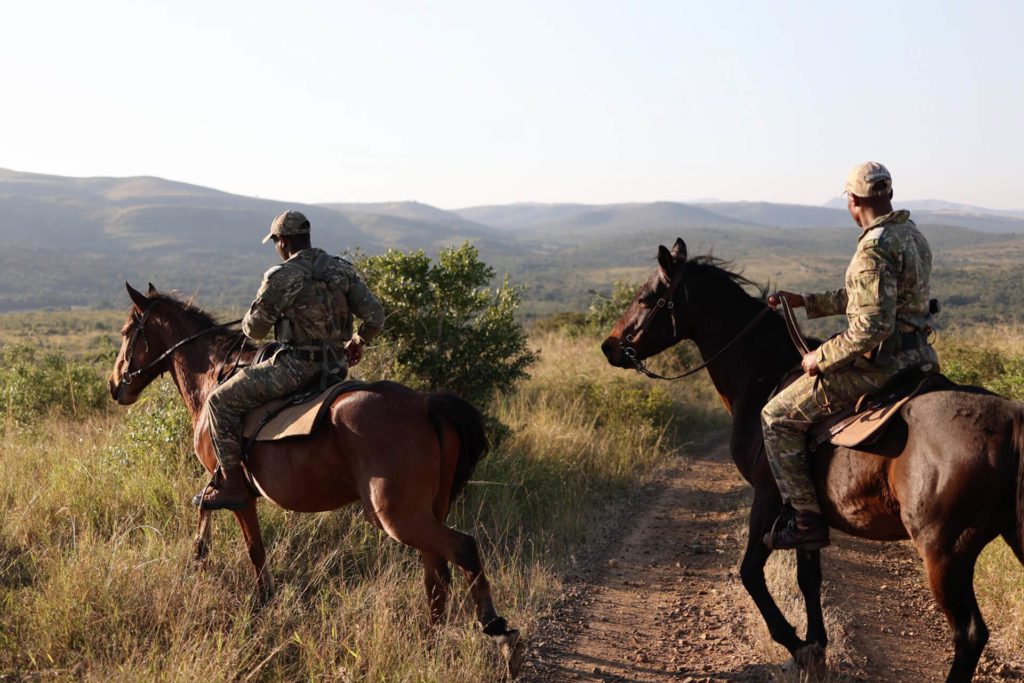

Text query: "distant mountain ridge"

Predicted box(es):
[454, 199, 1024, 237]
[2, 167, 1023, 312]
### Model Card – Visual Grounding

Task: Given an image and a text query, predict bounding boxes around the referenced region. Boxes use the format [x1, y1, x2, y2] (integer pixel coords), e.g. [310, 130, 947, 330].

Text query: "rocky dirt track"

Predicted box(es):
[519, 438, 1024, 682]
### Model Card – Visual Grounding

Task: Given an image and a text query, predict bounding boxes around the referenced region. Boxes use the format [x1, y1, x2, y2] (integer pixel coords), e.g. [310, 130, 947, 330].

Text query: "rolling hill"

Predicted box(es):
[1, 167, 1022, 319]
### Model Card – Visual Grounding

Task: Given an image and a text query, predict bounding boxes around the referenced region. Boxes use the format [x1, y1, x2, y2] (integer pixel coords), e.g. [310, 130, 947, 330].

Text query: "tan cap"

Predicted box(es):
[844, 161, 892, 198]
[262, 210, 310, 244]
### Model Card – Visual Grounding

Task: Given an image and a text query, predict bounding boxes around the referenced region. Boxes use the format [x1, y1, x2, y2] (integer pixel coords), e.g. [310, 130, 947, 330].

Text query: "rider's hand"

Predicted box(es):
[801, 351, 820, 377]
[346, 336, 365, 367]
[768, 291, 806, 310]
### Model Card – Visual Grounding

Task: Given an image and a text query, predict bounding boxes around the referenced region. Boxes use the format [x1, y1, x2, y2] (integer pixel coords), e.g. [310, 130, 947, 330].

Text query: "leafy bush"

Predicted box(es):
[585, 280, 641, 333]
[103, 379, 194, 469]
[0, 343, 110, 427]
[942, 345, 1024, 401]
[355, 243, 537, 412]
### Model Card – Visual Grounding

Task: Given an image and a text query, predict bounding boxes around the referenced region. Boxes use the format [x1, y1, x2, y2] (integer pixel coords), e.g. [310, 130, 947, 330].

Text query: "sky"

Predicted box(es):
[2, 1, 1022, 209]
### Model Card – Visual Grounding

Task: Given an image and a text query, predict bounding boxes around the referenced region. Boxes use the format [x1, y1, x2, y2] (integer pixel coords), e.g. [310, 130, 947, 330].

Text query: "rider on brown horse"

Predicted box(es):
[200, 210, 385, 510]
[762, 162, 939, 550]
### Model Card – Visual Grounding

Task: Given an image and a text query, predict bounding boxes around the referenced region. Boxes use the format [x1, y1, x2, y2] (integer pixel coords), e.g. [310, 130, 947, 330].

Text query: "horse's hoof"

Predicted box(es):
[192, 540, 209, 563]
[494, 628, 525, 679]
[794, 642, 826, 672]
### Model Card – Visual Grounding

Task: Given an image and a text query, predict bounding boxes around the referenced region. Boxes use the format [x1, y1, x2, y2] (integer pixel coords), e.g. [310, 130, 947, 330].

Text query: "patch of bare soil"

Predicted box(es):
[520, 437, 1024, 682]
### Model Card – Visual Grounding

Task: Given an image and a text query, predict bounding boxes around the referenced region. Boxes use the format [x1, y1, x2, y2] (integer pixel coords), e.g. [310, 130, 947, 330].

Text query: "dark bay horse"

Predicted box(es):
[108, 283, 522, 673]
[602, 239, 1024, 682]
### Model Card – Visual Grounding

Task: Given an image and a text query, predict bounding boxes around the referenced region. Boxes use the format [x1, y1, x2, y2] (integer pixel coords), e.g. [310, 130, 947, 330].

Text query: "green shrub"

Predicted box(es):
[355, 243, 537, 413]
[941, 345, 1024, 401]
[0, 343, 109, 427]
[585, 280, 641, 333]
[103, 380, 194, 470]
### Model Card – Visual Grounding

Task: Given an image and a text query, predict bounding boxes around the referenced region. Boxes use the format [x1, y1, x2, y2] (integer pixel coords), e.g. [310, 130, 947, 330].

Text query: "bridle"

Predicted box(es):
[115, 300, 242, 397]
[619, 265, 773, 381]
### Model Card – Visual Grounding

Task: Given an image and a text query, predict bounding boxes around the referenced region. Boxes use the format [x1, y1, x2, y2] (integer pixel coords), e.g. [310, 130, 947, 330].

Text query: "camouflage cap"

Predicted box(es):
[261, 210, 311, 244]
[844, 162, 893, 198]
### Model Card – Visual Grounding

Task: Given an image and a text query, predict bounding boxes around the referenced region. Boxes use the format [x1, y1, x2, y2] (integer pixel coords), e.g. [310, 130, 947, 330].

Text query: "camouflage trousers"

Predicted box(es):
[207, 352, 320, 469]
[760, 359, 893, 512]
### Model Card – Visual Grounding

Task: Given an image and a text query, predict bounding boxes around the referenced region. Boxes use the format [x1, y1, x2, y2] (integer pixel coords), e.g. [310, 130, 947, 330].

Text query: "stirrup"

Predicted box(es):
[762, 511, 791, 550]
[191, 467, 222, 509]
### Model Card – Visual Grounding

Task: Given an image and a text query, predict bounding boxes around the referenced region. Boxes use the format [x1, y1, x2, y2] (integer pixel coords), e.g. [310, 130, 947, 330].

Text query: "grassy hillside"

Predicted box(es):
[0, 322, 727, 680]
[2, 309, 1023, 679]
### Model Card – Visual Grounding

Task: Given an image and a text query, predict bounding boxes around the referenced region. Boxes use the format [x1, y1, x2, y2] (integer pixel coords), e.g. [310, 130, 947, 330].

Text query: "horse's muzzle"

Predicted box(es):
[601, 337, 628, 367]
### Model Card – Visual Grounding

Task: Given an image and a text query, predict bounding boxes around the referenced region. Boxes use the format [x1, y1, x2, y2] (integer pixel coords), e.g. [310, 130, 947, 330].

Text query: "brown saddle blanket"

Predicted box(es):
[242, 379, 365, 442]
[772, 365, 959, 450]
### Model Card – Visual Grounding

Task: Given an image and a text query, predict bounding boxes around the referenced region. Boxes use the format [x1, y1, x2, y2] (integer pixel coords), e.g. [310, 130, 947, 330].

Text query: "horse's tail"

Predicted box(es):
[427, 393, 490, 501]
[1015, 408, 1024, 562]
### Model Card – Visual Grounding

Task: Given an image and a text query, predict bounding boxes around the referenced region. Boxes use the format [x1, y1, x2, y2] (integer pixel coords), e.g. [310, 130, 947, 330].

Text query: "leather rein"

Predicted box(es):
[116, 301, 242, 394]
[619, 266, 773, 381]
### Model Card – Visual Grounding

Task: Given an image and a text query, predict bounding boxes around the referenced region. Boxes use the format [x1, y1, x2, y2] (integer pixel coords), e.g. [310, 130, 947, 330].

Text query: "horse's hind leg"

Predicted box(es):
[420, 550, 452, 625]
[232, 503, 275, 604]
[386, 515, 504, 630]
[193, 508, 212, 563]
[922, 547, 988, 682]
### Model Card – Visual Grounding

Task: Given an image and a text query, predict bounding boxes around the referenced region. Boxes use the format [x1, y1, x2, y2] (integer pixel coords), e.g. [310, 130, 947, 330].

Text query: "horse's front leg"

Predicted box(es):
[232, 502, 275, 604]
[739, 492, 803, 655]
[795, 548, 828, 669]
[193, 507, 213, 563]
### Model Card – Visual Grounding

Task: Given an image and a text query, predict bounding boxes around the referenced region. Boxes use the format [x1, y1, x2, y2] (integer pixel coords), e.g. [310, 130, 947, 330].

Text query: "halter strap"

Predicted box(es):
[116, 302, 241, 393]
[621, 307, 772, 381]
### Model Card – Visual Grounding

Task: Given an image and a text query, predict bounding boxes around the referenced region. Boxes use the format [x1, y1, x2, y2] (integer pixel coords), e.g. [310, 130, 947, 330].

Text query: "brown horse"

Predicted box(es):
[602, 239, 1024, 682]
[108, 282, 522, 674]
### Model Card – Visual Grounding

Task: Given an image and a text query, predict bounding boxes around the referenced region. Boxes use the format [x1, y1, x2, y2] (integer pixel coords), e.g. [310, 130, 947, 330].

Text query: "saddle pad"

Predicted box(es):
[242, 379, 363, 442]
[825, 393, 916, 448]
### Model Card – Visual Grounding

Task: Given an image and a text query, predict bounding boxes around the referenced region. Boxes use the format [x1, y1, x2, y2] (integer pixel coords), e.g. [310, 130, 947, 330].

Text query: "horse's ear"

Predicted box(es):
[671, 238, 687, 261]
[126, 281, 149, 309]
[147, 282, 157, 295]
[659, 245, 675, 272]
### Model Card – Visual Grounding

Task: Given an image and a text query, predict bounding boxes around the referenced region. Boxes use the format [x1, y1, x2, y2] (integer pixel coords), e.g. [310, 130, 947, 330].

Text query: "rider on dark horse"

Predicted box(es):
[762, 162, 939, 550]
[200, 210, 385, 510]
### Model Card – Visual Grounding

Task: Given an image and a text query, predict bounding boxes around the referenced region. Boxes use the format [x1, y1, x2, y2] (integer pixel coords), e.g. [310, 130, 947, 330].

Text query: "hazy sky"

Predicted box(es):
[2, 1, 1021, 209]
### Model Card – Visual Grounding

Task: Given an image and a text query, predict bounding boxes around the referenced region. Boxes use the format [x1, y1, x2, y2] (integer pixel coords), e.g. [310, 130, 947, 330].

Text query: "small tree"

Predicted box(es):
[586, 280, 641, 333]
[356, 243, 537, 413]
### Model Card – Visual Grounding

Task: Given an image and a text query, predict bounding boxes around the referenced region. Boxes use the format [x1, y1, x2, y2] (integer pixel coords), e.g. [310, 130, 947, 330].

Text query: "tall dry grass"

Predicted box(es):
[0, 331, 725, 680]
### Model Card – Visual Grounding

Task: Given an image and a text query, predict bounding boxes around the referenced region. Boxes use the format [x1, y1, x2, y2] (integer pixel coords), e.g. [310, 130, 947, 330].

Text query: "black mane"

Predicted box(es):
[686, 254, 769, 302]
[145, 290, 251, 354]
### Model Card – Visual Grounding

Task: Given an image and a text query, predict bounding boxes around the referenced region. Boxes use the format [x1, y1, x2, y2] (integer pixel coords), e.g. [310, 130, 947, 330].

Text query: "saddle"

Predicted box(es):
[241, 377, 364, 444]
[770, 364, 958, 452]
[810, 366, 958, 449]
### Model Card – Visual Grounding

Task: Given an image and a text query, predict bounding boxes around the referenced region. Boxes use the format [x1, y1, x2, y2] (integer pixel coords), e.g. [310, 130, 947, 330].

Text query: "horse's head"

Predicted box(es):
[601, 238, 691, 368]
[108, 282, 174, 405]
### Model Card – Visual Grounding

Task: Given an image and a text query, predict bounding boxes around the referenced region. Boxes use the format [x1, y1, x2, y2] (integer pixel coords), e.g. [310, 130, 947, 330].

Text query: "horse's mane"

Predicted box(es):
[140, 290, 251, 354]
[686, 254, 770, 302]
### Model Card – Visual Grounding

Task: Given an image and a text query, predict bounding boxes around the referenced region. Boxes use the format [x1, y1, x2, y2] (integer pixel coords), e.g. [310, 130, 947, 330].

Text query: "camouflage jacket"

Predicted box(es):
[802, 210, 933, 373]
[242, 248, 384, 350]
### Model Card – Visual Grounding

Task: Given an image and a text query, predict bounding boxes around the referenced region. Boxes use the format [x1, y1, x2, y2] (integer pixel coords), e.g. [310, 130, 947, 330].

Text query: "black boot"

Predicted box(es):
[193, 465, 252, 511]
[763, 509, 830, 550]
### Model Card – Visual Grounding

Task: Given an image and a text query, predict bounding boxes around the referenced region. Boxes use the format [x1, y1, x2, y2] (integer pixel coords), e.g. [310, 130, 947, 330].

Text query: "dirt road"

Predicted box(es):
[520, 439, 1024, 682]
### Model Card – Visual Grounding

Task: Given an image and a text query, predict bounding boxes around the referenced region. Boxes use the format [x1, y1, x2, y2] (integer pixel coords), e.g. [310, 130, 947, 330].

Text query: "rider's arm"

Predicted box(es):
[802, 288, 848, 319]
[346, 273, 385, 343]
[813, 238, 898, 373]
[242, 265, 304, 340]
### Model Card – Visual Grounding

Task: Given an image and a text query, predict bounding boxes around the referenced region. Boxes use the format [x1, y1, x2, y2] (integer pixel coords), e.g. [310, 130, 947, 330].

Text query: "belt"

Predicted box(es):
[897, 331, 925, 351]
[285, 346, 336, 363]
[871, 330, 928, 365]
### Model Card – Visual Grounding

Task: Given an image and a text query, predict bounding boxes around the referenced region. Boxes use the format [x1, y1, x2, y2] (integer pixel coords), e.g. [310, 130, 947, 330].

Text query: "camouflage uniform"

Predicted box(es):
[207, 247, 384, 470]
[761, 209, 938, 511]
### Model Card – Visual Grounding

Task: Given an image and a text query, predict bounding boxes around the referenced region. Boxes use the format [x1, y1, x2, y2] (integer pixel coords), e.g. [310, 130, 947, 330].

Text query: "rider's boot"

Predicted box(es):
[195, 464, 252, 510]
[763, 508, 830, 550]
